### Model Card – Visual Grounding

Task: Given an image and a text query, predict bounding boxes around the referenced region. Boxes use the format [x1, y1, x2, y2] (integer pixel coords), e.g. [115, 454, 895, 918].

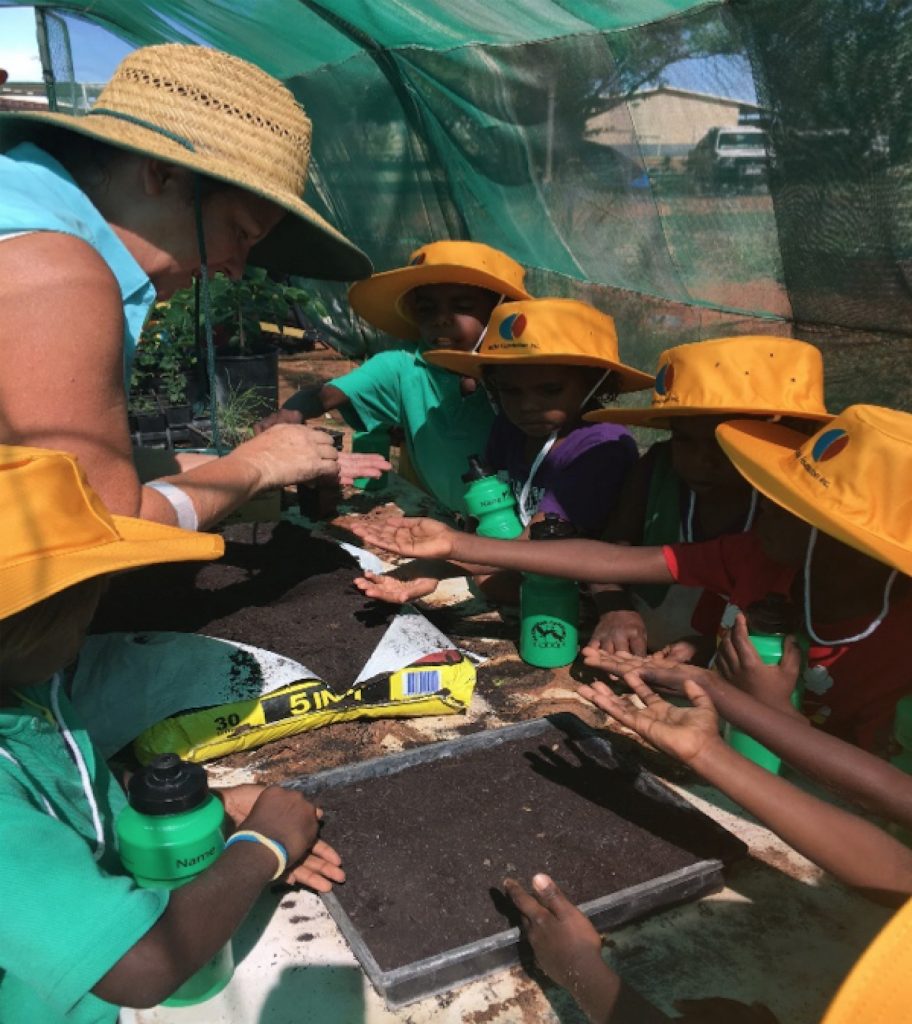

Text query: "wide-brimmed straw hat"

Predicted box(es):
[0, 446, 223, 619]
[0, 44, 370, 281]
[425, 298, 655, 392]
[348, 240, 531, 341]
[716, 405, 912, 576]
[585, 335, 832, 428]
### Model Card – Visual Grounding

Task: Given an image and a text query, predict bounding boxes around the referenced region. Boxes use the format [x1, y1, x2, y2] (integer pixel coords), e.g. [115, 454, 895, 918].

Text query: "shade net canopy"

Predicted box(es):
[3, 0, 911, 411]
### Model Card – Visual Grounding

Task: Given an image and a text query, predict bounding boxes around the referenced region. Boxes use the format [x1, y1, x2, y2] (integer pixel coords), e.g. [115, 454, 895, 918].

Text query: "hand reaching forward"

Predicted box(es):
[347, 515, 458, 559]
[503, 874, 606, 992]
[715, 613, 803, 716]
[353, 571, 439, 605]
[578, 673, 721, 768]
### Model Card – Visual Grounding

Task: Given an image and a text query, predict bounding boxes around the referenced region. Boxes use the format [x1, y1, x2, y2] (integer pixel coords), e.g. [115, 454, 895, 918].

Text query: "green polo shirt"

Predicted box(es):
[0, 678, 168, 1023]
[332, 347, 495, 515]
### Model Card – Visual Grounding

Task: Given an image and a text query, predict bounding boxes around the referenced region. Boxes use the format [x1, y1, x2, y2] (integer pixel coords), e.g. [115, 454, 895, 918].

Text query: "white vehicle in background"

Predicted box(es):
[688, 125, 770, 192]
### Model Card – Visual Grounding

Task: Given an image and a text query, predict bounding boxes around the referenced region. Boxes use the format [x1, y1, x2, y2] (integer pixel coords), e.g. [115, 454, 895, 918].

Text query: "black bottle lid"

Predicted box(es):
[529, 513, 577, 541]
[745, 592, 799, 636]
[462, 454, 493, 483]
[127, 753, 210, 816]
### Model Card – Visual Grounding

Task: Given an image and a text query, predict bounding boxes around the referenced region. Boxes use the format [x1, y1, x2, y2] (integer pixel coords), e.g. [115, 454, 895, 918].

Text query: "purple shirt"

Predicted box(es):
[485, 417, 637, 536]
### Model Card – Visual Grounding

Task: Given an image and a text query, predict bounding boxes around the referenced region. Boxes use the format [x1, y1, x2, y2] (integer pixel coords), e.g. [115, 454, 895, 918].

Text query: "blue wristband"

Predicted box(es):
[224, 830, 289, 880]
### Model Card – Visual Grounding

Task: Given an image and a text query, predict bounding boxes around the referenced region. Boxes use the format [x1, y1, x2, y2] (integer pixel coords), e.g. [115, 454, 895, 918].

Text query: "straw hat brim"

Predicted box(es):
[425, 349, 655, 393]
[0, 111, 372, 281]
[348, 263, 532, 340]
[0, 514, 224, 619]
[716, 419, 912, 576]
[584, 405, 834, 428]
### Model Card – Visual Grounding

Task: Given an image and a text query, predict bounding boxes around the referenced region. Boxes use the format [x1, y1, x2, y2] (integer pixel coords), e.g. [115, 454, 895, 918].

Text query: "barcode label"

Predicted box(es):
[404, 669, 442, 696]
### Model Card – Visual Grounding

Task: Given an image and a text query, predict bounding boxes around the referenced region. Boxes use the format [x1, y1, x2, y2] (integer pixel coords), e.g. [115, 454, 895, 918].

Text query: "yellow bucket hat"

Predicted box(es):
[424, 298, 655, 393]
[347, 240, 531, 341]
[820, 897, 912, 1024]
[0, 446, 224, 619]
[716, 405, 912, 576]
[584, 335, 831, 428]
[0, 44, 370, 281]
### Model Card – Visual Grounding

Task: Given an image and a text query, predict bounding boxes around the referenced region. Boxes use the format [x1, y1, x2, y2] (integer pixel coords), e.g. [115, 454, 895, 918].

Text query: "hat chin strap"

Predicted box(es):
[194, 175, 223, 454]
[803, 527, 898, 645]
[518, 429, 559, 527]
[470, 294, 505, 353]
[684, 488, 758, 543]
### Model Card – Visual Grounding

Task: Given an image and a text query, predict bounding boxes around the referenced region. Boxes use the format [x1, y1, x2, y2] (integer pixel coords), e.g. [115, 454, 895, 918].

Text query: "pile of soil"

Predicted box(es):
[91, 522, 395, 692]
[314, 721, 743, 971]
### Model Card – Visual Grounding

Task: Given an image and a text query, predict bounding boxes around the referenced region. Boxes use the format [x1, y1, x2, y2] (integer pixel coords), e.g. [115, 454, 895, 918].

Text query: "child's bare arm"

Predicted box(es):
[504, 875, 671, 1023]
[582, 675, 912, 902]
[585, 651, 912, 831]
[348, 516, 674, 585]
[93, 787, 334, 1007]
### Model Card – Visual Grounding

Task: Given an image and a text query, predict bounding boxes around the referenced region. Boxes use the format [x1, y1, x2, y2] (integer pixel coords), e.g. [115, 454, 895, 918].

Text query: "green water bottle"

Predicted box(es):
[888, 697, 912, 846]
[352, 424, 390, 491]
[520, 515, 579, 668]
[116, 754, 234, 1006]
[724, 594, 804, 774]
[462, 455, 523, 538]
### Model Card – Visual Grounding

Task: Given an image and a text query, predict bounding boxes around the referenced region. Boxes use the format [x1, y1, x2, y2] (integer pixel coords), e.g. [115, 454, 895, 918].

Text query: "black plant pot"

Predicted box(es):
[213, 348, 279, 414]
[165, 404, 193, 427]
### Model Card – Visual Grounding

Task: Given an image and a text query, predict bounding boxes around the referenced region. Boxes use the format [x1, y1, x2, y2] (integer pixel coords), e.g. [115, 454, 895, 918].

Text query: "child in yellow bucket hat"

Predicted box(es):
[350, 405, 911, 752]
[0, 446, 344, 1022]
[258, 240, 531, 514]
[499, 408, 912, 1023]
[354, 297, 650, 604]
[584, 335, 831, 658]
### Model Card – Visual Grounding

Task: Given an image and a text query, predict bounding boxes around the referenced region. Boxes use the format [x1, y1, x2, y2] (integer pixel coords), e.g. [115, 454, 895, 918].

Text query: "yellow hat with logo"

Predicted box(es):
[424, 298, 655, 393]
[348, 240, 531, 341]
[0, 446, 224, 618]
[716, 405, 912, 575]
[584, 335, 831, 428]
[820, 896, 912, 1024]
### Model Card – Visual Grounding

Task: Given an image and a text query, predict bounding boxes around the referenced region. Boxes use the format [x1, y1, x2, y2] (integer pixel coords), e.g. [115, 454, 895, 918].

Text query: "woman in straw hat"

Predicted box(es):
[0, 44, 387, 531]
[585, 335, 831, 659]
[0, 445, 344, 1022]
[350, 405, 912, 752]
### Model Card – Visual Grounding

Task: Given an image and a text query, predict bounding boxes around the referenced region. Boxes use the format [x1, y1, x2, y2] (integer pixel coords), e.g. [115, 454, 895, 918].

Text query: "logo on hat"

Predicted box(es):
[655, 363, 675, 396]
[410, 252, 427, 266]
[811, 428, 849, 462]
[498, 313, 527, 340]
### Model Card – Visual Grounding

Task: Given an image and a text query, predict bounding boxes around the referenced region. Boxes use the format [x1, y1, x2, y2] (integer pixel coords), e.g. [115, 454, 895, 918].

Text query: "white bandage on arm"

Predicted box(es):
[145, 480, 200, 531]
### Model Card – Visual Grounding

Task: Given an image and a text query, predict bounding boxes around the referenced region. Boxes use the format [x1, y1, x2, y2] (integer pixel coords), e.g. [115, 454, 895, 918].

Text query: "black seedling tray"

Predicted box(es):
[289, 714, 745, 1007]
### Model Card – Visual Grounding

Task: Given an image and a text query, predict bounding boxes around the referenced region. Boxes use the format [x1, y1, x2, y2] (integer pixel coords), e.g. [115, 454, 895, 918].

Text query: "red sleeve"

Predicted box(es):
[663, 535, 741, 596]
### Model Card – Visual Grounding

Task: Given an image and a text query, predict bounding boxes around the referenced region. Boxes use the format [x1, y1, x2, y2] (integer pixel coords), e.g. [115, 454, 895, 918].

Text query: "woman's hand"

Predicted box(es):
[353, 571, 438, 604]
[587, 610, 649, 657]
[715, 614, 803, 717]
[337, 451, 391, 486]
[578, 673, 722, 768]
[348, 515, 457, 559]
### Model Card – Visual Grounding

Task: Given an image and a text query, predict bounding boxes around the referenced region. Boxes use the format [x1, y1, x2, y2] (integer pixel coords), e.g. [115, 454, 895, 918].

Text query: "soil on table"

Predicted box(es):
[91, 522, 395, 692]
[315, 721, 740, 972]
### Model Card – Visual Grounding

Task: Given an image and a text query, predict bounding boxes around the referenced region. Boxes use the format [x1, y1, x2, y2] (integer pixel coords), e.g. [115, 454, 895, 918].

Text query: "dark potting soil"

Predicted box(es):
[91, 522, 395, 692]
[315, 722, 742, 972]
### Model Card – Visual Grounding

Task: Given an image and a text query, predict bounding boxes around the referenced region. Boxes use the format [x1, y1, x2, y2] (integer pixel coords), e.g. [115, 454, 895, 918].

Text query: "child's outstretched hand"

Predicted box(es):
[715, 613, 803, 717]
[347, 515, 457, 560]
[578, 673, 721, 768]
[354, 570, 438, 605]
[237, 786, 345, 893]
[504, 874, 607, 992]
